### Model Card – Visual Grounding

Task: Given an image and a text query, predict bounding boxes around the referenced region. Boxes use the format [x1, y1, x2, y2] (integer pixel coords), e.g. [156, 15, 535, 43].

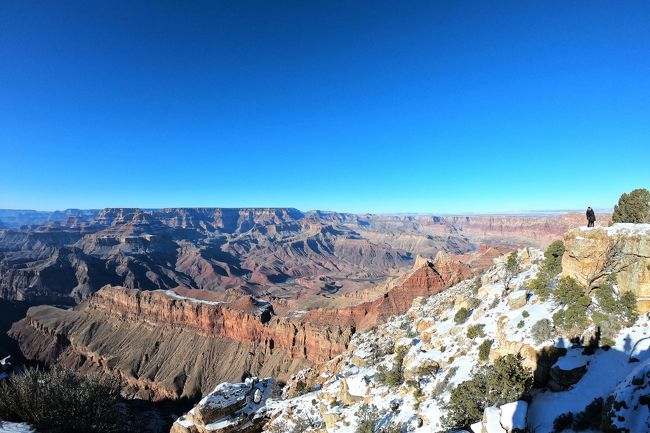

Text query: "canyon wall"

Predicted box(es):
[9, 287, 353, 400]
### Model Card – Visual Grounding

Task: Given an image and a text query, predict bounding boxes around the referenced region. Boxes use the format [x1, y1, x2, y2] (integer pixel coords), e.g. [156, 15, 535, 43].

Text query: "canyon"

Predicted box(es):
[0, 208, 597, 404]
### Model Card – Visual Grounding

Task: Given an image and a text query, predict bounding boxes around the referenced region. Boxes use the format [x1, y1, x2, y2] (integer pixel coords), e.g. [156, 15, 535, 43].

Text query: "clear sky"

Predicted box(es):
[1, 1, 649, 213]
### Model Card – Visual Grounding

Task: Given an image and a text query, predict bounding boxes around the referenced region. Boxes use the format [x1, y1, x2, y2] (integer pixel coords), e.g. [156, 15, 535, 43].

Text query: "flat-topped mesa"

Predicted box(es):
[562, 223, 650, 312]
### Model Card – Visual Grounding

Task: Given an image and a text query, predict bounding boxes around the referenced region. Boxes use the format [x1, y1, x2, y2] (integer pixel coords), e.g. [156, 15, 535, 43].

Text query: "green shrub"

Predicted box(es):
[591, 311, 621, 344]
[478, 339, 493, 361]
[444, 355, 533, 429]
[573, 397, 604, 430]
[553, 397, 605, 432]
[471, 277, 482, 295]
[504, 252, 520, 287]
[552, 277, 591, 337]
[375, 347, 406, 387]
[553, 304, 589, 337]
[454, 307, 470, 324]
[355, 404, 380, 433]
[554, 277, 589, 307]
[621, 291, 639, 324]
[466, 297, 481, 311]
[553, 412, 574, 432]
[517, 320, 525, 329]
[544, 240, 566, 275]
[612, 188, 650, 224]
[0, 367, 126, 433]
[531, 319, 553, 344]
[522, 310, 530, 318]
[467, 324, 485, 339]
[528, 271, 552, 301]
[415, 360, 440, 377]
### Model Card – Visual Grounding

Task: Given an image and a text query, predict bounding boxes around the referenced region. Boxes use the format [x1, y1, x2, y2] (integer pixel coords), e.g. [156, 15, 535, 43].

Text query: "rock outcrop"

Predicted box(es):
[171, 377, 273, 433]
[562, 224, 650, 312]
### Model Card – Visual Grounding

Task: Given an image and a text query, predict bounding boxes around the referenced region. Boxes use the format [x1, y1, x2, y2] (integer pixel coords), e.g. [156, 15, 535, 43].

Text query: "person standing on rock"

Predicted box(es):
[586, 207, 596, 227]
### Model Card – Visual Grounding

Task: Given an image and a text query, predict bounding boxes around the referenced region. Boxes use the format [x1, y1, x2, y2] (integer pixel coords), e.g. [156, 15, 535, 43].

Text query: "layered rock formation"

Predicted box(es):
[9, 286, 354, 400]
[300, 250, 474, 331]
[0, 208, 590, 304]
[562, 224, 650, 312]
[8, 247, 483, 401]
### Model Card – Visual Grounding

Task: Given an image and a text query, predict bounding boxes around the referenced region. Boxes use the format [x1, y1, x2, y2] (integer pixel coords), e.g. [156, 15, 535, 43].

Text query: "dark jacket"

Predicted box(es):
[586, 208, 596, 222]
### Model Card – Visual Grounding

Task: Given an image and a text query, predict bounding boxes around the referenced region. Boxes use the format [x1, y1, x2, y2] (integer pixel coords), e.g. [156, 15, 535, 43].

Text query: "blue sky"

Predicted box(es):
[1, 1, 649, 213]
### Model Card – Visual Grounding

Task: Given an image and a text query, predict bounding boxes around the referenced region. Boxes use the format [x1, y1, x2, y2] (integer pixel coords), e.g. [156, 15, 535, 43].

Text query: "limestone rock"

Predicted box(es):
[492, 317, 565, 386]
[548, 350, 590, 391]
[507, 290, 527, 310]
[171, 377, 273, 433]
[474, 402, 528, 433]
[321, 411, 341, 429]
[562, 224, 650, 312]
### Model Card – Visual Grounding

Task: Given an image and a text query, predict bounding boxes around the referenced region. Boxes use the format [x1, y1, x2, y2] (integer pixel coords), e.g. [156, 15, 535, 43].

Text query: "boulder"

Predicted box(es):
[499, 401, 528, 432]
[548, 350, 589, 391]
[322, 411, 341, 429]
[193, 381, 250, 425]
[507, 290, 527, 310]
[171, 377, 273, 433]
[491, 317, 566, 386]
[337, 378, 364, 406]
[481, 406, 506, 433]
[473, 402, 528, 433]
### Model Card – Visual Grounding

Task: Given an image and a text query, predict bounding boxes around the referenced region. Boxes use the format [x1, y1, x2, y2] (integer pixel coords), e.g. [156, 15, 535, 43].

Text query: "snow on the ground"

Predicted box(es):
[159, 289, 223, 305]
[609, 358, 650, 432]
[266, 244, 650, 433]
[528, 317, 650, 433]
[552, 349, 590, 370]
[577, 222, 650, 236]
[0, 423, 34, 433]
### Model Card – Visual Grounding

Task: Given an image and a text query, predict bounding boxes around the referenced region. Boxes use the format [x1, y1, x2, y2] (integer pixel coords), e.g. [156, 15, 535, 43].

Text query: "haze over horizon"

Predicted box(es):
[2, 1, 649, 213]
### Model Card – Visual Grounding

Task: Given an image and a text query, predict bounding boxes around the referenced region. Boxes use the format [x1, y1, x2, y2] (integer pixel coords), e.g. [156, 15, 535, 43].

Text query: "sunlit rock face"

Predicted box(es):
[562, 224, 650, 312]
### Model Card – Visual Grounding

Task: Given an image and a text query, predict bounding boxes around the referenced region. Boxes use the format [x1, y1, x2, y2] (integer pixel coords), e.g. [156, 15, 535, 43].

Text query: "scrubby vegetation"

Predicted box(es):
[531, 319, 553, 344]
[0, 367, 142, 433]
[553, 397, 607, 432]
[525, 238, 638, 341]
[612, 188, 650, 224]
[552, 277, 591, 335]
[544, 240, 566, 275]
[415, 360, 440, 377]
[466, 324, 485, 339]
[549, 276, 639, 340]
[444, 355, 533, 429]
[504, 252, 520, 288]
[375, 346, 406, 387]
[354, 404, 381, 433]
[478, 339, 493, 361]
[471, 277, 482, 295]
[454, 307, 470, 324]
[528, 240, 565, 301]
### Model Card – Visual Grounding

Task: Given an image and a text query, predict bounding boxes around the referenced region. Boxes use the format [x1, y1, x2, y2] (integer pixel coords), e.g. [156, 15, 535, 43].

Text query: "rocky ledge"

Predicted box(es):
[562, 223, 650, 312]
